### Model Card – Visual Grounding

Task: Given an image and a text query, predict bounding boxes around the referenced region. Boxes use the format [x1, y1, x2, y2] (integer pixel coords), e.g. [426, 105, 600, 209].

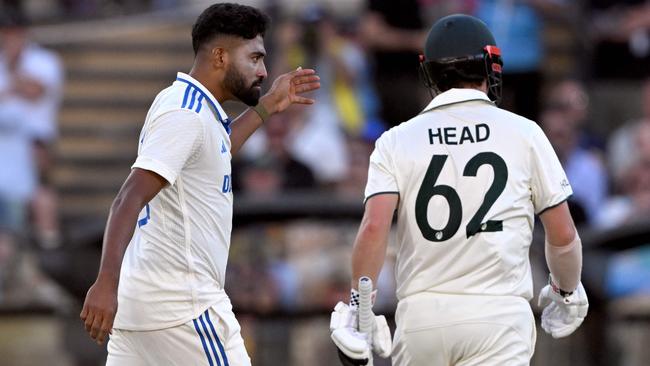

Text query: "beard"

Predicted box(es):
[224, 64, 262, 106]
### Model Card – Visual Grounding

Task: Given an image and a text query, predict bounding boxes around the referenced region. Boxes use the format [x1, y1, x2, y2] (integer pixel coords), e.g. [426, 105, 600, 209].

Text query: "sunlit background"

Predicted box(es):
[0, 0, 648, 365]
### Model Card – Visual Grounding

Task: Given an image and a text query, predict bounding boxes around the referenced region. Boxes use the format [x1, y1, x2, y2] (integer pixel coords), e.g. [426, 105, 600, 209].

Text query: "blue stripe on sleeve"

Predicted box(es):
[205, 309, 229, 366]
[193, 318, 215, 366]
[181, 85, 192, 108]
[188, 88, 199, 110]
[199, 315, 222, 366]
[176, 77, 231, 135]
[195, 95, 204, 113]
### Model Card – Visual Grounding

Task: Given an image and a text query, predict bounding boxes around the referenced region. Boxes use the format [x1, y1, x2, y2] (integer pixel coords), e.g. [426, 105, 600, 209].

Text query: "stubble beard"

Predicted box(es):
[224, 64, 262, 106]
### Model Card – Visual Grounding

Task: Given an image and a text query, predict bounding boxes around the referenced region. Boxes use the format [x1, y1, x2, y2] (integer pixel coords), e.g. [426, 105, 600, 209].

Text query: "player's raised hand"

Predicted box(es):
[260, 67, 320, 114]
[80, 278, 118, 346]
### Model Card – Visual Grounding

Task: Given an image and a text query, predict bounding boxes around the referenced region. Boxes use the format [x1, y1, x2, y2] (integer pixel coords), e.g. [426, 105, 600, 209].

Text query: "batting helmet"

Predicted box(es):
[419, 14, 503, 104]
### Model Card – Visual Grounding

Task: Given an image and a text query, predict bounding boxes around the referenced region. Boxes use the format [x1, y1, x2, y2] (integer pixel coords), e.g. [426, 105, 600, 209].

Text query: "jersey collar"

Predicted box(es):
[422, 88, 494, 113]
[175, 72, 231, 133]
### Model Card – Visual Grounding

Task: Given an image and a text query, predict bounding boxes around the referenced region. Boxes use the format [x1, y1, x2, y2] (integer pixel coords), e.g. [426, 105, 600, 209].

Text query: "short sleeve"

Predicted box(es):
[529, 124, 573, 214]
[132, 110, 204, 185]
[364, 131, 398, 202]
[35, 53, 63, 94]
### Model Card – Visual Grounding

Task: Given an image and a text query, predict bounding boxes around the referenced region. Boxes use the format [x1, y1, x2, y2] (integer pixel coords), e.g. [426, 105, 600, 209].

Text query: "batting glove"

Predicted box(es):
[538, 277, 589, 338]
[330, 290, 392, 365]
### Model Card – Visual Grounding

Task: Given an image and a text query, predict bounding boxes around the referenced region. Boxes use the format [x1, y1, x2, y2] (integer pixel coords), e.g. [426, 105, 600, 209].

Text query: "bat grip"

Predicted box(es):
[358, 276, 374, 337]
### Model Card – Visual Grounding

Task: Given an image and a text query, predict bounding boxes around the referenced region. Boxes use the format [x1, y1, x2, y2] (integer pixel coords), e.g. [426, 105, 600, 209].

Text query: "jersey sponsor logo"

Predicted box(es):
[428, 124, 490, 145]
[222, 174, 232, 193]
[221, 140, 227, 154]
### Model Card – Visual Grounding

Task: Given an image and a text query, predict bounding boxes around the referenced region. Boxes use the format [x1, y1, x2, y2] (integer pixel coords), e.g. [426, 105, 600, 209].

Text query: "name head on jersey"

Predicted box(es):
[192, 3, 270, 106]
[428, 124, 490, 145]
[419, 14, 503, 104]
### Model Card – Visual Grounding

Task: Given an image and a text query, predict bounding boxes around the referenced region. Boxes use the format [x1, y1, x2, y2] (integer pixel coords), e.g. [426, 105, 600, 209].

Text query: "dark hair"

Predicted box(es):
[426, 60, 486, 92]
[192, 3, 270, 55]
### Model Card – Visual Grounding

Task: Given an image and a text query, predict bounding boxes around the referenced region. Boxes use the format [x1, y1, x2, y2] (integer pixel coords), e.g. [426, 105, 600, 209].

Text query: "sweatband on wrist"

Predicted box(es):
[545, 233, 582, 292]
[252, 103, 270, 122]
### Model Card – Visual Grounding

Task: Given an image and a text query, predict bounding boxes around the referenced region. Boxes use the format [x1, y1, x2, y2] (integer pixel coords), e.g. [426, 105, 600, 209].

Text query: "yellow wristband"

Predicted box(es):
[253, 103, 270, 122]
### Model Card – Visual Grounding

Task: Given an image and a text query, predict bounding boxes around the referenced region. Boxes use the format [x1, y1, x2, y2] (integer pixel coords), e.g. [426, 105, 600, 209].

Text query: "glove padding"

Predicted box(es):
[330, 301, 392, 364]
[538, 281, 589, 338]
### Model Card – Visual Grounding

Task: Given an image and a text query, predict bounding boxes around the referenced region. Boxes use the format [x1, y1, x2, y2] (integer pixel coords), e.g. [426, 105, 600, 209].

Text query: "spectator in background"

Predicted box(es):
[0, 80, 32, 303]
[270, 6, 362, 187]
[0, 10, 64, 305]
[598, 122, 650, 229]
[263, 113, 315, 191]
[540, 107, 608, 225]
[545, 78, 606, 153]
[589, 0, 650, 80]
[586, 1, 650, 139]
[237, 156, 284, 197]
[360, 0, 428, 127]
[0, 11, 63, 250]
[608, 78, 650, 188]
[233, 109, 315, 195]
[336, 136, 373, 199]
[474, 0, 570, 121]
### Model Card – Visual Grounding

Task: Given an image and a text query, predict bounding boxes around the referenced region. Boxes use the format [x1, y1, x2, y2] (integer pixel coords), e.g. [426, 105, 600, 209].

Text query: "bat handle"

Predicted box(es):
[358, 276, 374, 366]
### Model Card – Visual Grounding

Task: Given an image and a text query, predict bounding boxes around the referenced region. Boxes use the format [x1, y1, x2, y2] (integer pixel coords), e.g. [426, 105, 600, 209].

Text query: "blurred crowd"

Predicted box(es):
[0, 0, 649, 364]
[1, 0, 181, 20]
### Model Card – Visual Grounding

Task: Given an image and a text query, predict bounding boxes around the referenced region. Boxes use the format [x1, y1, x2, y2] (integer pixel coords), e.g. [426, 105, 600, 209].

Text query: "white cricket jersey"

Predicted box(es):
[114, 72, 234, 331]
[366, 88, 572, 301]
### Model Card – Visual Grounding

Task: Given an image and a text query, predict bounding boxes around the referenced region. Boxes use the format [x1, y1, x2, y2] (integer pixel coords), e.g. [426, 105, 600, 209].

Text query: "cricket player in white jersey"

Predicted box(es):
[330, 14, 588, 366]
[79, 3, 320, 365]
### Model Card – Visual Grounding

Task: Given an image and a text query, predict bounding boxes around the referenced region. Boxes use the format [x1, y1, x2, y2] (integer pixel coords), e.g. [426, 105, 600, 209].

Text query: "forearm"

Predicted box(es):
[13, 77, 46, 100]
[96, 194, 145, 284]
[351, 222, 389, 289]
[229, 96, 274, 155]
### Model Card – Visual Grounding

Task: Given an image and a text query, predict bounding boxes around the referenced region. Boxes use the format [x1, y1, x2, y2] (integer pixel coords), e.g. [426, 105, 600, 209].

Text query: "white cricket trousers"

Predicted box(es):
[392, 292, 536, 366]
[106, 300, 251, 366]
